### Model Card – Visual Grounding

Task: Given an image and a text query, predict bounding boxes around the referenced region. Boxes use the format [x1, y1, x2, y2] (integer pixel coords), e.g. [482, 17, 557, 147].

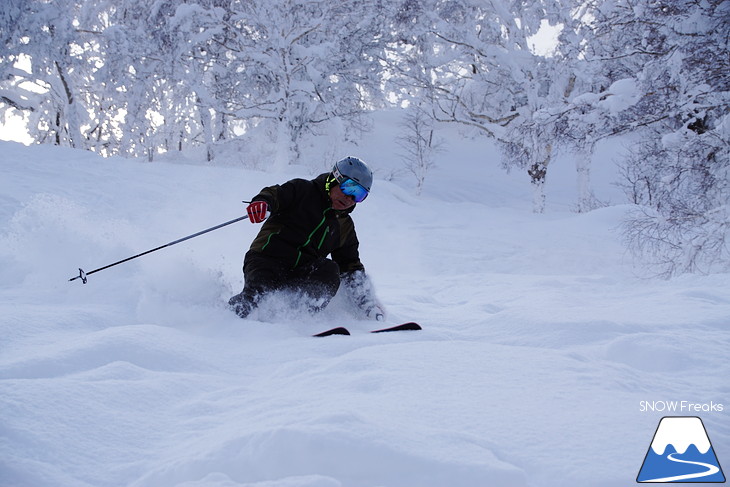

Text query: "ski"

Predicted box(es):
[313, 327, 351, 337]
[313, 322, 421, 337]
[371, 322, 422, 333]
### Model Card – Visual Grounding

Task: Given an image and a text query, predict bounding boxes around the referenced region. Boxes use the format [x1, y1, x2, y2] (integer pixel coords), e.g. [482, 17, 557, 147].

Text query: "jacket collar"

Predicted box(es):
[315, 172, 356, 215]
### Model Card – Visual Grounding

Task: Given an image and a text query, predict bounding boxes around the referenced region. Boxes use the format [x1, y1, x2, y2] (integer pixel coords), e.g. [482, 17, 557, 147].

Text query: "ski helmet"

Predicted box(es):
[331, 156, 373, 192]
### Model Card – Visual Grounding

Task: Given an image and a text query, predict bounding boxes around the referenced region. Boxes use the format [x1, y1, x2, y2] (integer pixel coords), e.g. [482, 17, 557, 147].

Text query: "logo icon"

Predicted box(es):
[637, 416, 725, 483]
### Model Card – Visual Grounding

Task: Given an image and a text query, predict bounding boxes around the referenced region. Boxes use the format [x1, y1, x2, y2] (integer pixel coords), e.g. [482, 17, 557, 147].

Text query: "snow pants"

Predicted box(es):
[228, 250, 341, 318]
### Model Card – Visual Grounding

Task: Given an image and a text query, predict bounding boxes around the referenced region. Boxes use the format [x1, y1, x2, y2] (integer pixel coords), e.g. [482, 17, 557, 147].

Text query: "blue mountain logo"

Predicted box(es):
[637, 416, 726, 483]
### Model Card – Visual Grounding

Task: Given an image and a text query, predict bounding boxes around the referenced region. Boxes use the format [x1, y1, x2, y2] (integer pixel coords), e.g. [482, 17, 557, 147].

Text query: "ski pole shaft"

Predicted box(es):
[69, 215, 249, 283]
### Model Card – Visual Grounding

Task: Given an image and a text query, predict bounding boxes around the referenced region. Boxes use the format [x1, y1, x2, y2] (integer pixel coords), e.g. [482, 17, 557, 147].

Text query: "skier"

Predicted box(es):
[228, 157, 385, 321]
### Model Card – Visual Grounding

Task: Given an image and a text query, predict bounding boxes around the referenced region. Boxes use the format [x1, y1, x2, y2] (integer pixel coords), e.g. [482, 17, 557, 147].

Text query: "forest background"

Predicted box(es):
[1, 0, 728, 276]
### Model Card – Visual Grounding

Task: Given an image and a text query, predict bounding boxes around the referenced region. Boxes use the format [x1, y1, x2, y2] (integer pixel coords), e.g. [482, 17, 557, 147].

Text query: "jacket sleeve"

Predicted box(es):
[251, 179, 306, 214]
[251, 184, 276, 205]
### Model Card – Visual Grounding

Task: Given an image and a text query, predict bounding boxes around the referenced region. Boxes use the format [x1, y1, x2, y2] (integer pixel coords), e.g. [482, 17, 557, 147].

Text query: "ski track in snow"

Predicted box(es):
[1, 140, 729, 487]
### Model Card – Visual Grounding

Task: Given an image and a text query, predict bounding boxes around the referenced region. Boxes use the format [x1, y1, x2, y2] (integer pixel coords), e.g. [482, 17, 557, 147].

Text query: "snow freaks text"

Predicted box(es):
[639, 401, 724, 413]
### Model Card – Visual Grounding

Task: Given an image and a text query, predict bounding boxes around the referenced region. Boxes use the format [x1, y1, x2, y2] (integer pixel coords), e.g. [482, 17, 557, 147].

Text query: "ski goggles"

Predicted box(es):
[339, 178, 369, 203]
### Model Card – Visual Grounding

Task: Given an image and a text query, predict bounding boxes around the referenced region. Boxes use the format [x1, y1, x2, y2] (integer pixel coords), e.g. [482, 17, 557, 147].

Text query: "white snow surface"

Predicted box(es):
[1, 130, 728, 487]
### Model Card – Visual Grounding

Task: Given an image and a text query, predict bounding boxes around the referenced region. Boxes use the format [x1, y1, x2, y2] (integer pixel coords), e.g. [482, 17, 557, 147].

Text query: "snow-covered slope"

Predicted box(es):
[1, 138, 728, 487]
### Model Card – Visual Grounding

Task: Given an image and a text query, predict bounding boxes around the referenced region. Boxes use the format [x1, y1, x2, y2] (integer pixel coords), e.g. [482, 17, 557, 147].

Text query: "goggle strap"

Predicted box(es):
[332, 167, 345, 183]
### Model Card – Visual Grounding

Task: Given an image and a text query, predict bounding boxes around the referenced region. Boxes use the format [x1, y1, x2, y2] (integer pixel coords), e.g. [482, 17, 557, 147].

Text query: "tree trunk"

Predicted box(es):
[273, 117, 292, 171]
[528, 144, 551, 213]
[54, 61, 84, 149]
[575, 152, 594, 213]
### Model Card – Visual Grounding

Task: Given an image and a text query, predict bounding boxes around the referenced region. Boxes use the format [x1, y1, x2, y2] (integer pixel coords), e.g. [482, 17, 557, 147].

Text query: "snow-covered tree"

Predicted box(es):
[1, 0, 392, 163]
[386, 0, 578, 212]
[397, 104, 443, 194]
[165, 0, 389, 167]
[603, 0, 730, 276]
[0, 0, 92, 148]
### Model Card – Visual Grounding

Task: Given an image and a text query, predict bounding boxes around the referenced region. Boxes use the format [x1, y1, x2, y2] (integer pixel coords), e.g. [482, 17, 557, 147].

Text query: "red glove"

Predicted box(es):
[246, 201, 269, 223]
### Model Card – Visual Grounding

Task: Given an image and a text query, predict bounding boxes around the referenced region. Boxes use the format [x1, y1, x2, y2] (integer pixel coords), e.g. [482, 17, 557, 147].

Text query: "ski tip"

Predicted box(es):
[313, 327, 351, 337]
[371, 322, 422, 333]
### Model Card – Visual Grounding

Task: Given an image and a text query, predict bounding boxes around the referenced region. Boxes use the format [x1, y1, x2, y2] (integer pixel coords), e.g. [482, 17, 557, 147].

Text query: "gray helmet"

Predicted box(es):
[332, 156, 373, 192]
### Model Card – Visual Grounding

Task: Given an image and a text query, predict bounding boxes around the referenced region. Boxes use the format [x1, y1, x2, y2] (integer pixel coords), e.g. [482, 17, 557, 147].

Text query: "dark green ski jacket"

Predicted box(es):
[248, 173, 365, 273]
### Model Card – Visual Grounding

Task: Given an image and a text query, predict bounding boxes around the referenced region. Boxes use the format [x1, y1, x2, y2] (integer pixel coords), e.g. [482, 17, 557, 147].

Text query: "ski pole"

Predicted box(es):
[69, 215, 249, 284]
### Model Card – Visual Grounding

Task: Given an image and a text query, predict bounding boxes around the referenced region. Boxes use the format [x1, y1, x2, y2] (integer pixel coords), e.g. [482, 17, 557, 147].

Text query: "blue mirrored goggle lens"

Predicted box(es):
[339, 178, 369, 203]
